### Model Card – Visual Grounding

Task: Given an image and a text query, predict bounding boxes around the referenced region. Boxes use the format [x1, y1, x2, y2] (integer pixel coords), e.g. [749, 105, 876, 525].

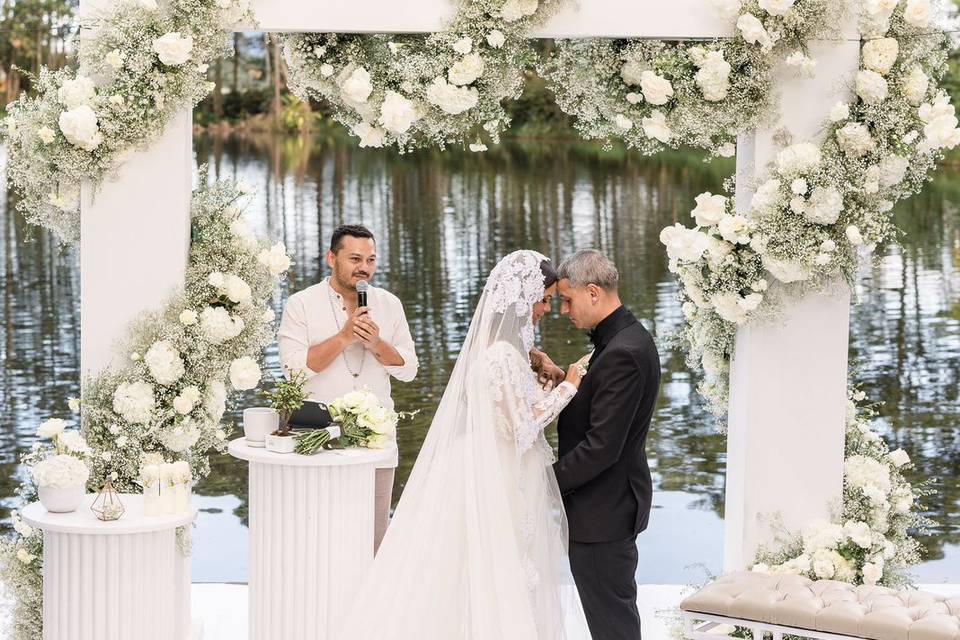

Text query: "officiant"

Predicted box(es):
[278, 224, 419, 552]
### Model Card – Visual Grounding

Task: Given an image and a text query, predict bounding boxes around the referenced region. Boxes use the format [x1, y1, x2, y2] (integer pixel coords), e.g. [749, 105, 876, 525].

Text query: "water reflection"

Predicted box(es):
[1, 135, 957, 583]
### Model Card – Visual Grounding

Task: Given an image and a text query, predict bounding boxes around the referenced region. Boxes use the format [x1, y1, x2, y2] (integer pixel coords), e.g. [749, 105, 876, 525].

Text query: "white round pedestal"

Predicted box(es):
[21, 494, 198, 640]
[228, 438, 393, 640]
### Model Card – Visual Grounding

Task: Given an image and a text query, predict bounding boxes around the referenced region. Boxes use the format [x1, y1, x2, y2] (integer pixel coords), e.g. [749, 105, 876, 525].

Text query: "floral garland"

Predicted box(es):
[0, 180, 291, 640]
[752, 388, 931, 587]
[0, 0, 250, 244]
[539, 0, 839, 157]
[281, 0, 564, 151]
[660, 0, 960, 415]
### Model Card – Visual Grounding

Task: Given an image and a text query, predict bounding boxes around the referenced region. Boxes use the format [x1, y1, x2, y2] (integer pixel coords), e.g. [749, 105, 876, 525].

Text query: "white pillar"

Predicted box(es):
[79, 108, 192, 376]
[724, 34, 861, 570]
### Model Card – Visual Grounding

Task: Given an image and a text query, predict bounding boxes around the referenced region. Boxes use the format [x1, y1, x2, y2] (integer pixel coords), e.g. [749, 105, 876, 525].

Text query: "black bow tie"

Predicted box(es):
[588, 329, 600, 345]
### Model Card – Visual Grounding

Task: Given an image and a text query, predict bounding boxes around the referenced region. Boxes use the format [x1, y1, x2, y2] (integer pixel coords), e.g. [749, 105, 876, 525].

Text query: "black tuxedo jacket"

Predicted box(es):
[554, 305, 661, 543]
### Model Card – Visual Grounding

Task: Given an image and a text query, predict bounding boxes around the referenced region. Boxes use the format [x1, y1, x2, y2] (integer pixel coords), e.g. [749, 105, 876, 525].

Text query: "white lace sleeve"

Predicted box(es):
[531, 382, 577, 432]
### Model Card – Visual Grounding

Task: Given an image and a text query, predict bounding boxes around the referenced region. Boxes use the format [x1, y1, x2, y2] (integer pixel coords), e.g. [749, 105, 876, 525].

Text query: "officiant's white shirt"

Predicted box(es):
[278, 278, 419, 468]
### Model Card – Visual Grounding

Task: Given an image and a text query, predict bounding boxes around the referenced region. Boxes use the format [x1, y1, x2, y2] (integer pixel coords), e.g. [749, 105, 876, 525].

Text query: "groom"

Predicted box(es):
[552, 249, 661, 640]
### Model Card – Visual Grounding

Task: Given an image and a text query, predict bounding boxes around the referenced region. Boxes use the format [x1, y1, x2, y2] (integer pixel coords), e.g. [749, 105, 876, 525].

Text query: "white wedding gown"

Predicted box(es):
[337, 251, 591, 639]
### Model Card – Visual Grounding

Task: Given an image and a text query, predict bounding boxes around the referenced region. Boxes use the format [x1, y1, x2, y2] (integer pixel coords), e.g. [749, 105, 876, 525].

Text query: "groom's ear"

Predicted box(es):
[586, 283, 602, 303]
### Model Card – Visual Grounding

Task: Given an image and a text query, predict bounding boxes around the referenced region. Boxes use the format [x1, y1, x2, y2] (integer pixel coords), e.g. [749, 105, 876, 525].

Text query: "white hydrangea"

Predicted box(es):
[846, 225, 864, 246]
[856, 70, 888, 105]
[862, 38, 898, 76]
[620, 61, 645, 87]
[112, 381, 156, 424]
[486, 30, 506, 49]
[640, 71, 674, 106]
[199, 307, 245, 344]
[59, 431, 90, 455]
[452, 37, 472, 55]
[425, 77, 479, 115]
[802, 520, 845, 552]
[378, 91, 419, 134]
[750, 179, 784, 216]
[152, 32, 193, 66]
[58, 105, 102, 151]
[805, 186, 844, 225]
[159, 419, 202, 453]
[641, 110, 672, 143]
[57, 76, 96, 108]
[691, 192, 727, 227]
[845, 455, 892, 503]
[341, 67, 373, 104]
[776, 143, 821, 176]
[836, 122, 876, 157]
[144, 340, 185, 385]
[229, 356, 261, 390]
[878, 155, 908, 187]
[31, 454, 89, 489]
[694, 51, 731, 102]
[843, 521, 874, 549]
[448, 53, 484, 86]
[179, 309, 198, 326]
[758, 0, 795, 15]
[258, 242, 291, 275]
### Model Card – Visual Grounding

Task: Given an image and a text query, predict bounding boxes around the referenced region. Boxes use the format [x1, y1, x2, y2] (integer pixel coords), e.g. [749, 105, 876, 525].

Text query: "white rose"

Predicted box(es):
[641, 110, 672, 143]
[820, 239, 837, 252]
[718, 214, 751, 244]
[737, 14, 772, 50]
[862, 561, 884, 585]
[846, 225, 864, 246]
[258, 242, 292, 275]
[320, 64, 335, 78]
[710, 292, 749, 324]
[620, 61, 645, 86]
[791, 178, 808, 195]
[758, 0, 795, 15]
[922, 112, 960, 151]
[378, 91, 418, 134]
[224, 274, 252, 305]
[112, 381, 156, 424]
[58, 105, 102, 151]
[173, 385, 202, 415]
[659, 224, 710, 263]
[691, 192, 727, 227]
[179, 309, 198, 326]
[626, 92, 642, 105]
[903, 66, 929, 106]
[500, 0, 538, 22]
[352, 122, 385, 148]
[229, 356, 261, 390]
[805, 186, 844, 225]
[856, 70, 888, 105]
[843, 521, 874, 548]
[829, 102, 850, 122]
[341, 67, 373, 104]
[199, 307, 245, 344]
[425, 77, 479, 115]
[37, 126, 56, 144]
[717, 142, 736, 158]
[904, 0, 932, 27]
[640, 71, 674, 106]
[38, 418, 68, 439]
[613, 114, 633, 130]
[144, 340, 185, 386]
[152, 32, 194, 66]
[57, 76, 96, 108]
[105, 49, 125, 70]
[887, 448, 911, 467]
[836, 122, 876, 157]
[776, 143, 821, 176]
[695, 51, 731, 102]
[763, 255, 811, 283]
[486, 30, 506, 49]
[448, 53, 485, 86]
[862, 38, 898, 76]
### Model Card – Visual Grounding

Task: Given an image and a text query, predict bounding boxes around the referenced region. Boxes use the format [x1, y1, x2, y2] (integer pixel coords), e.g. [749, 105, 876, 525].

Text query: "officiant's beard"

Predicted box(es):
[330, 263, 373, 292]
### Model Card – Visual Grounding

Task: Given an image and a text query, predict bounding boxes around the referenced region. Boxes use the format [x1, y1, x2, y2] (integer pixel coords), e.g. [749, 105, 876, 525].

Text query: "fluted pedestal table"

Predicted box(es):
[228, 438, 393, 640]
[21, 494, 198, 640]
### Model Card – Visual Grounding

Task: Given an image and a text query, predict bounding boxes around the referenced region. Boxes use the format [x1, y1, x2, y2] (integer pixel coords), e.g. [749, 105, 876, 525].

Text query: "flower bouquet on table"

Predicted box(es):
[28, 418, 92, 513]
[300, 389, 417, 454]
[261, 370, 309, 454]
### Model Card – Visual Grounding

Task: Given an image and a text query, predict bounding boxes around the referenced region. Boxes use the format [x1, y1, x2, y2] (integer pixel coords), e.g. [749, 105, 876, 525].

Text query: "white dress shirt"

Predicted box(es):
[278, 278, 419, 468]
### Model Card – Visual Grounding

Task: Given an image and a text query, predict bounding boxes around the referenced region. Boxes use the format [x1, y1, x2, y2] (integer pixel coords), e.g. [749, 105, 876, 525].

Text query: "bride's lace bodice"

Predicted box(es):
[483, 341, 577, 457]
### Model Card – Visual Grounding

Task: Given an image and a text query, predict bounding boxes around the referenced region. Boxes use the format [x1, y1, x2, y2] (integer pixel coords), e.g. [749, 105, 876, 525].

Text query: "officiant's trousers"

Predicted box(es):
[569, 535, 641, 640]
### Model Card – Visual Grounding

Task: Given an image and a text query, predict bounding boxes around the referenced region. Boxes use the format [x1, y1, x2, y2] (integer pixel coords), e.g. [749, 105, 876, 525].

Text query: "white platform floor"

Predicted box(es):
[5, 582, 960, 639]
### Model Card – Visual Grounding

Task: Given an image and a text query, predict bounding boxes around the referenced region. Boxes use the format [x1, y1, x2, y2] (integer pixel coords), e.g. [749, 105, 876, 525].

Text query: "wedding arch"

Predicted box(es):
[1, 0, 956, 637]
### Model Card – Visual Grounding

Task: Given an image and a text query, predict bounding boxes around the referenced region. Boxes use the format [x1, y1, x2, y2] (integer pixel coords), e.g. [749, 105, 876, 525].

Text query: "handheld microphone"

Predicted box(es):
[356, 280, 369, 308]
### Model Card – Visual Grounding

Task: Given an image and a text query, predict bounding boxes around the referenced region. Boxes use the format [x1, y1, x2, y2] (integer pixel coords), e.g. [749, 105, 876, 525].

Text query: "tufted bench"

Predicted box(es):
[680, 572, 960, 640]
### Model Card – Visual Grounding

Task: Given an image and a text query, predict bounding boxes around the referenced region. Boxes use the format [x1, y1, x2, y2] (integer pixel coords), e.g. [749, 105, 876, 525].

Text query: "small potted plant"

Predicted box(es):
[261, 370, 309, 454]
[30, 418, 91, 513]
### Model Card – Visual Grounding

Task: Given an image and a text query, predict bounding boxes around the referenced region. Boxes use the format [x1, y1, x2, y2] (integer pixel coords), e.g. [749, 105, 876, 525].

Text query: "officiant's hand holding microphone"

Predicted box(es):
[352, 280, 406, 367]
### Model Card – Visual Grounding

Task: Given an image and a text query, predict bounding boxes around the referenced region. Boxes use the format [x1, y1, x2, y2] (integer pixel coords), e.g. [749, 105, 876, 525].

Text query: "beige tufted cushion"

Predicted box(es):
[680, 572, 960, 640]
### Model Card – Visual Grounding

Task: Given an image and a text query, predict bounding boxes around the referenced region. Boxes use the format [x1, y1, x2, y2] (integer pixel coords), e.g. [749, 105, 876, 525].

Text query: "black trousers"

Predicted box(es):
[569, 535, 641, 640]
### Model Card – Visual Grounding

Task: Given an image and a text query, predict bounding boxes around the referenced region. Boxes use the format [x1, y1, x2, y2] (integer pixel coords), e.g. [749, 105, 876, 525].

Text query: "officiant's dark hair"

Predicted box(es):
[331, 224, 376, 253]
[540, 259, 558, 289]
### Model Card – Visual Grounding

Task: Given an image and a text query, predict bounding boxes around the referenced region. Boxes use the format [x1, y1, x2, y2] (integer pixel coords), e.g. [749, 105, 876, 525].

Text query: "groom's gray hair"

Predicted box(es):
[557, 250, 619, 291]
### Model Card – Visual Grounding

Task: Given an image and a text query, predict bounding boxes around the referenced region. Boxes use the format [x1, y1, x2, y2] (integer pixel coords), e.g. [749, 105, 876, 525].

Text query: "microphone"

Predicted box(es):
[356, 279, 369, 309]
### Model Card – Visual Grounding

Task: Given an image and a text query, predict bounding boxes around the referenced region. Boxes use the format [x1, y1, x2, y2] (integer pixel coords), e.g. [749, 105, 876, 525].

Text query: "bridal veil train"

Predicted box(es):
[338, 250, 590, 639]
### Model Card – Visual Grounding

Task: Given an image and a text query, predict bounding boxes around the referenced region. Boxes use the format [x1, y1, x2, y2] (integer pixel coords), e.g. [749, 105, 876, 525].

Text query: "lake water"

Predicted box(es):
[1, 132, 957, 584]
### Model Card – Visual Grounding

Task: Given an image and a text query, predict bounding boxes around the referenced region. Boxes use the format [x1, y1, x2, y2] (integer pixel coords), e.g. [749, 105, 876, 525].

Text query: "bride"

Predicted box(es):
[338, 250, 592, 639]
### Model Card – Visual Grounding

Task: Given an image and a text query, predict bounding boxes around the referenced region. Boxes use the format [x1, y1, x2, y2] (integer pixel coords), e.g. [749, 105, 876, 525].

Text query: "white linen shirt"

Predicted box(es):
[278, 278, 419, 468]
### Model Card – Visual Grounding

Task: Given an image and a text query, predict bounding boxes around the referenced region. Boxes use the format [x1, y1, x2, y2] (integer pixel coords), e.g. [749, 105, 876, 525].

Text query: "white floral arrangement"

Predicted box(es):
[329, 390, 400, 449]
[0, 0, 251, 244]
[539, 0, 838, 156]
[281, 0, 564, 151]
[0, 180, 290, 640]
[25, 418, 93, 489]
[30, 455, 90, 490]
[662, 0, 960, 415]
[752, 389, 930, 587]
